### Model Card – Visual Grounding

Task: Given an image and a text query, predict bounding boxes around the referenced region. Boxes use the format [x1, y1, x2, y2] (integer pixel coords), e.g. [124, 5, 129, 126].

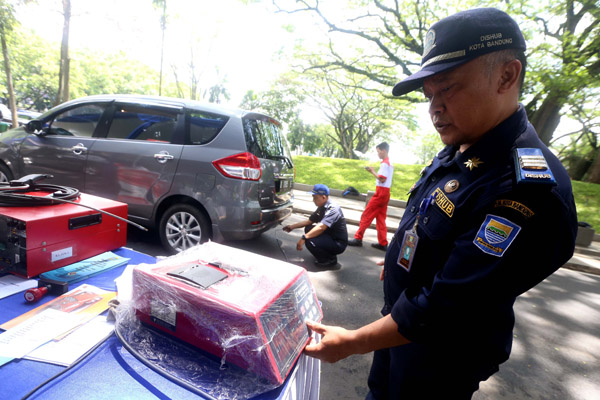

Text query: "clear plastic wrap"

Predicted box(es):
[114, 242, 323, 399]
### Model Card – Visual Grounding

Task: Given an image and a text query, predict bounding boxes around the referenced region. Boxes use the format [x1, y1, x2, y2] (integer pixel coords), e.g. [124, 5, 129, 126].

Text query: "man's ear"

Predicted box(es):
[498, 59, 522, 93]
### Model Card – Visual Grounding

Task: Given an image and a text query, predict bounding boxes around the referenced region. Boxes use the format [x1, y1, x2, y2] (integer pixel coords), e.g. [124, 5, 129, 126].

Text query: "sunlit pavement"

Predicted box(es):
[127, 214, 600, 400]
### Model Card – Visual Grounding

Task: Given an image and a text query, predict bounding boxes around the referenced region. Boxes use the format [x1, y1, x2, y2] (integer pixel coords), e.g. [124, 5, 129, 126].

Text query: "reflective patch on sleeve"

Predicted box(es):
[473, 215, 521, 257]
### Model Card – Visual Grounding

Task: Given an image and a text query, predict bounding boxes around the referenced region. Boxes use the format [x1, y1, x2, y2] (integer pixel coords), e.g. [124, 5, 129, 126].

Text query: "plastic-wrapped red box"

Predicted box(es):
[131, 242, 322, 385]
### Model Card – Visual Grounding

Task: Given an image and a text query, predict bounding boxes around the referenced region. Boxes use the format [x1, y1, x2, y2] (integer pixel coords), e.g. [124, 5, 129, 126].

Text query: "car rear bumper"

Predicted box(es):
[218, 202, 293, 241]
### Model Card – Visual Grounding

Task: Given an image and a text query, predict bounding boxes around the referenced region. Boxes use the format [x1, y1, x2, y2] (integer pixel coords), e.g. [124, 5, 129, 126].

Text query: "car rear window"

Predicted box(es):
[106, 106, 178, 143]
[243, 117, 291, 159]
[188, 111, 228, 145]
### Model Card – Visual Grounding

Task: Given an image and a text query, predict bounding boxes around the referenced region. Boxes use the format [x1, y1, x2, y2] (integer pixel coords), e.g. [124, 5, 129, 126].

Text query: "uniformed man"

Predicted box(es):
[303, 8, 578, 399]
[348, 142, 393, 251]
[283, 184, 348, 267]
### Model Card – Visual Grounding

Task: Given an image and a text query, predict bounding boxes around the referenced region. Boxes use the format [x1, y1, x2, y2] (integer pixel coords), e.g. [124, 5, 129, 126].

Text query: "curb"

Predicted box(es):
[292, 205, 399, 234]
[563, 262, 600, 276]
[294, 183, 407, 208]
[293, 184, 600, 276]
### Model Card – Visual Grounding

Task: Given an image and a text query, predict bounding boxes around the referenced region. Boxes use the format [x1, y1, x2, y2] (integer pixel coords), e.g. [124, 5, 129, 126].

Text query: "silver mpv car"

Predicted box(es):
[0, 95, 294, 253]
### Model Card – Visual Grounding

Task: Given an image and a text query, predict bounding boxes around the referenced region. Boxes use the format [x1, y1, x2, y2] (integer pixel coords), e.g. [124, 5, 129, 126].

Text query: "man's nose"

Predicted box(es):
[428, 95, 444, 115]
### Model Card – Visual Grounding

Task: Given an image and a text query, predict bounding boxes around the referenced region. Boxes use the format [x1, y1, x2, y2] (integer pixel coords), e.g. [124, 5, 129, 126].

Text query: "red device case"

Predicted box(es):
[132, 244, 323, 385]
[0, 193, 127, 277]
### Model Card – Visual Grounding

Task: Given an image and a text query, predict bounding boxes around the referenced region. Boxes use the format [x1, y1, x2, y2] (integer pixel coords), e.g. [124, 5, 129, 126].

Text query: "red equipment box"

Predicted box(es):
[131, 242, 323, 385]
[0, 193, 128, 278]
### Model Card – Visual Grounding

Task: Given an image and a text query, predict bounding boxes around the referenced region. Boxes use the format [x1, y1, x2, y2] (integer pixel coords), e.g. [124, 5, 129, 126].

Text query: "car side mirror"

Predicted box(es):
[25, 120, 44, 135]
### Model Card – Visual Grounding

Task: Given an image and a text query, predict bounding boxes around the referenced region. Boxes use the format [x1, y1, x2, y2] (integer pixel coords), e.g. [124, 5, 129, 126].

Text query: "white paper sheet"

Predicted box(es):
[25, 315, 114, 366]
[0, 275, 37, 300]
[0, 308, 83, 359]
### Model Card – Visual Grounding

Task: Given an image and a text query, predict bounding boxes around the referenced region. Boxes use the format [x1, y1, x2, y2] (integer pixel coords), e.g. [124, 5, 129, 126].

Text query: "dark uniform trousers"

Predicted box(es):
[366, 344, 500, 399]
[366, 106, 578, 399]
[303, 225, 346, 262]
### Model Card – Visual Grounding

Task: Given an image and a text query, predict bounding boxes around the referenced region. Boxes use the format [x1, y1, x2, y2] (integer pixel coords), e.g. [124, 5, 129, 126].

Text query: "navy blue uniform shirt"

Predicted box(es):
[383, 105, 577, 362]
[309, 199, 348, 244]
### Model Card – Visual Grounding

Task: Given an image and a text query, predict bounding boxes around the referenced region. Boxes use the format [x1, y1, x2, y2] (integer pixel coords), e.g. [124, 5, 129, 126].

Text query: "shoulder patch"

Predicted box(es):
[494, 199, 534, 218]
[474, 215, 521, 257]
[514, 148, 556, 186]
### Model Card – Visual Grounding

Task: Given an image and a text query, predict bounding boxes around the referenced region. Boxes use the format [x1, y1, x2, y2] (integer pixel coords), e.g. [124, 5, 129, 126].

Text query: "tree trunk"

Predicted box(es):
[528, 93, 563, 146]
[55, 0, 71, 106]
[0, 28, 18, 127]
[158, 1, 166, 96]
[588, 147, 600, 184]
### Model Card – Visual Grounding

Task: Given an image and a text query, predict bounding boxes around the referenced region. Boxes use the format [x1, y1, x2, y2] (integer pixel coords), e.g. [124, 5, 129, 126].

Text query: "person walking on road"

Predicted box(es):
[348, 142, 393, 251]
[283, 184, 348, 268]
[302, 8, 578, 399]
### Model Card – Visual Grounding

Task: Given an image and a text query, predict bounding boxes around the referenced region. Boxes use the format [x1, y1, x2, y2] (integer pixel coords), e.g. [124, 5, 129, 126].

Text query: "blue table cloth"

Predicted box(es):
[0, 248, 320, 399]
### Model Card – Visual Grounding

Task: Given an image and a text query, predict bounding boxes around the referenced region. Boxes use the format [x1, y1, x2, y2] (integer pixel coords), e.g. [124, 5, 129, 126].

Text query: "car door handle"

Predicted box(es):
[71, 143, 88, 155]
[154, 151, 174, 164]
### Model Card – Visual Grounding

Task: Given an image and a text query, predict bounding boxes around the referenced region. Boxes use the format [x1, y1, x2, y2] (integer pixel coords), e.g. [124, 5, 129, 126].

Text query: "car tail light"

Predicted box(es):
[212, 152, 262, 181]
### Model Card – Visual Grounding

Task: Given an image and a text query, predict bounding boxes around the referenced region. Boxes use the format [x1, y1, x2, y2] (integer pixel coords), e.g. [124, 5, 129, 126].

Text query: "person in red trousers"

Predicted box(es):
[348, 142, 393, 251]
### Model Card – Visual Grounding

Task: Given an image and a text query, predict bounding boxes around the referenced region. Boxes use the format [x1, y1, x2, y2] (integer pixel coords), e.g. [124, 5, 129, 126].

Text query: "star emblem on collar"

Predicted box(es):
[464, 157, 483, 171]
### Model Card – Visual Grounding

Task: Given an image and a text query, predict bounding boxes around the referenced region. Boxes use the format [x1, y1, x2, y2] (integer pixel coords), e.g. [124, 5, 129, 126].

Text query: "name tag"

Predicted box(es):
[397, 230, 419, 271]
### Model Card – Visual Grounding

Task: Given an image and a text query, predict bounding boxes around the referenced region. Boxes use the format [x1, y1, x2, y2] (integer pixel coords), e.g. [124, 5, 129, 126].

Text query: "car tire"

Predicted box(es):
[159, 204, 210, 254]
[0, 163, 13, 184]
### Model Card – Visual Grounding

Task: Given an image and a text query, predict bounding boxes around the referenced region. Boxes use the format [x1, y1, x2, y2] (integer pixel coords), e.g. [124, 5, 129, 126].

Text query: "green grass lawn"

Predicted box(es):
[293, 155, 600, 229]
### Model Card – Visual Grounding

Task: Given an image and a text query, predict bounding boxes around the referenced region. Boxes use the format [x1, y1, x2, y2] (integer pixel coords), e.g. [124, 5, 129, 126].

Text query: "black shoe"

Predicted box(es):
[347, 238, 363, 247]
[371, 243, 388, 251]
[314, 258, 338, 268]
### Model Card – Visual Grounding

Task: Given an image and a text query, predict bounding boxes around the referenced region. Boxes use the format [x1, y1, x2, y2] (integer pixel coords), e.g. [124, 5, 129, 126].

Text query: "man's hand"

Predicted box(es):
[304, 320, 356, 363]
[365, 166, 375, 174]
[296, 237, 305, 251]
[283, 225, 293, 233]
[376, 259, 385, 281]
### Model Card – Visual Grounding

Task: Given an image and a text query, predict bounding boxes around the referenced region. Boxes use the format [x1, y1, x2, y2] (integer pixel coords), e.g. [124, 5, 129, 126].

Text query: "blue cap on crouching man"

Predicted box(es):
[392, 7, 527, 97]
[311, 184, 330, 196]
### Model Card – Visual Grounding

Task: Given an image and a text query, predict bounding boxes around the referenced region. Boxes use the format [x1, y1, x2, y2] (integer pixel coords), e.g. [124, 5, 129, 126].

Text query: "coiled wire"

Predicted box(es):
[0, 174, 147, 231]
[0, 182, 80, 206]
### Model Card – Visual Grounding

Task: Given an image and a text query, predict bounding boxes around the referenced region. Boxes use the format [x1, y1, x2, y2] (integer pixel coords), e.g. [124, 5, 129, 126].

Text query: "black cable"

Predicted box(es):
[20, 330, 113, 400]
[0, 183, 80, 205]
[0, 175, 148, 231]
[13, 193, 148, 232]
[274, 227, 290, 263]
[114, 323, 219, 400]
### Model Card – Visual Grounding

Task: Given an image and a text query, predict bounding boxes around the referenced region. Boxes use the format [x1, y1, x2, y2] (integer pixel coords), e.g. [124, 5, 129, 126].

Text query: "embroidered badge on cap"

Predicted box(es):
[474, 215, 521, 257]
[423, 29, 436, 58]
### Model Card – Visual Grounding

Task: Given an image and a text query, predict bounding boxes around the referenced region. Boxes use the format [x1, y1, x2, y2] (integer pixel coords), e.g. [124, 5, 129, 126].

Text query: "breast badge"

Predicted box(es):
[444, 179, 460, 193]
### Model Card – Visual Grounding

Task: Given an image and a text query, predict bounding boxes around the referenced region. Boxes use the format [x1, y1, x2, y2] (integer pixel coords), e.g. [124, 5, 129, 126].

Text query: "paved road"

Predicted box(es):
[126, 214, 600, 400]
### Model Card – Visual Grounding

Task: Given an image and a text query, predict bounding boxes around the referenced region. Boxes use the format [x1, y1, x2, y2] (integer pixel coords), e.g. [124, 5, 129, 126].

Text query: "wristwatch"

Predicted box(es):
[301, 234, 307, 240]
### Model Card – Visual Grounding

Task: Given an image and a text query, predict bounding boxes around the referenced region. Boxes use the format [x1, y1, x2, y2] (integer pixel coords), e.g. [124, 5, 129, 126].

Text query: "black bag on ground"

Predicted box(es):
[343, 186, 360, 197]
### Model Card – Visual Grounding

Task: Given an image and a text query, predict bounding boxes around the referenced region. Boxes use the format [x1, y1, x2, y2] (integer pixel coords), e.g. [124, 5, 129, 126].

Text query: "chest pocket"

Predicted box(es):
[418, 195, 457, 240]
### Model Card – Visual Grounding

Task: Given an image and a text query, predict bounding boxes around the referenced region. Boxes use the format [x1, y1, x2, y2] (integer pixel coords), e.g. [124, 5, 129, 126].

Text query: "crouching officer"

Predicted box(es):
[302, 8, 578, 399]
[283, 184, 348, 268]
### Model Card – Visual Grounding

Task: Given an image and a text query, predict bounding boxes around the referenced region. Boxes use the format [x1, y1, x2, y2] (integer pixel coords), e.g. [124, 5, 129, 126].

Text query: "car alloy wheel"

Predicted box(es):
[159, 204, 210, 253]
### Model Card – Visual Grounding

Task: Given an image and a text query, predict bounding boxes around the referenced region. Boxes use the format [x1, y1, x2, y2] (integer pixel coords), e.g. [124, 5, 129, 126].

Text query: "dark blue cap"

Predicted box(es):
[392, 8, 526, 96]
[311, 184, 330, 196]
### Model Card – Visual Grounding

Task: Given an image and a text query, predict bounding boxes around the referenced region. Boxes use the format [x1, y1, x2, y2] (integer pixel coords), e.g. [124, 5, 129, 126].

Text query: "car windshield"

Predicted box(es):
[243, 117, 292, 163]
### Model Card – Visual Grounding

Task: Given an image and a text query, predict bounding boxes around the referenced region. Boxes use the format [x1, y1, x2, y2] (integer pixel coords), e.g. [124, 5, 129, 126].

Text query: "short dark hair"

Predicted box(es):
[482, 49, 527, 90]
[376, 142, 389, 152]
